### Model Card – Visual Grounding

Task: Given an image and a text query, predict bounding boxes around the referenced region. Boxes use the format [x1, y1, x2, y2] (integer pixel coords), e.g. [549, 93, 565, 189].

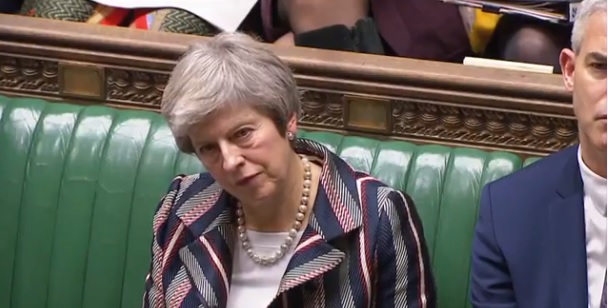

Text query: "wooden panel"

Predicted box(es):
[0, 14, 577, 156]
[59, 62, 105, 99]
[345, 95, 391, 133]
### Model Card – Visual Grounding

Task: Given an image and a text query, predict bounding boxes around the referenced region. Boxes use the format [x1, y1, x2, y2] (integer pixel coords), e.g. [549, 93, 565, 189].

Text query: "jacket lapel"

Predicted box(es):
[174, 176, 236, 308]
[274, 140, 364, 297]
[276, 226, 346, 295]
[550, 147, 588, 308]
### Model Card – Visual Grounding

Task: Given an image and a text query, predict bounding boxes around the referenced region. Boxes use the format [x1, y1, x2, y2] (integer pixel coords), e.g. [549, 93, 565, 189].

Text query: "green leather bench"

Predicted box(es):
[0, 95, 538, 308]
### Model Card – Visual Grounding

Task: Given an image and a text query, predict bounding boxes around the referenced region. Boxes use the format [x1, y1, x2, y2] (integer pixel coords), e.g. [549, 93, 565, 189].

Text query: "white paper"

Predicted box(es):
[569, 2, 580, 21]
[90, 0, 259, 32]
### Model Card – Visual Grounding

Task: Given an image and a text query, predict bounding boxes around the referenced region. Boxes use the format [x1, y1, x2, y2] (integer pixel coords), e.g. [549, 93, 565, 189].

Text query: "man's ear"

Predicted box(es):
[559, 48, 576, 92]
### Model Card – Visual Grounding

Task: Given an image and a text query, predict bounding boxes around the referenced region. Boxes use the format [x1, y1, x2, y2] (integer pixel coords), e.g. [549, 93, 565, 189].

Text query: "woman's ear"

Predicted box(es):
[286, 113, 298, 135]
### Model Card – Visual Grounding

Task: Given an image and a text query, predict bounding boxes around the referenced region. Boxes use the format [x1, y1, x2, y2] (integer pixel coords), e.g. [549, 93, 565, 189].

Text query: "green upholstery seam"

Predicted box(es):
[10, 101, 50, 308]
[430, 148, 454, 267]
[44, 104, 85, 308]
[368, 139, 382, 176]
[78, 107, 119, 308]
[401, 144, 418, 198]
[117, 115, 155, 307]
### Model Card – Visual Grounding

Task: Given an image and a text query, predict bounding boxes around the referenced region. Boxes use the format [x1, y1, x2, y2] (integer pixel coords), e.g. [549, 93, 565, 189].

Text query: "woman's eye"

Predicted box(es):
[235, 128, 252, 139]
[200, 144, 217, 153]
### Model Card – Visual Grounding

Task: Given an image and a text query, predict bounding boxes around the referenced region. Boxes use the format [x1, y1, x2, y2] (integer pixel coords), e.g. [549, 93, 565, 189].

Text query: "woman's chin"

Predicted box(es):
[235, 185, 276, 207]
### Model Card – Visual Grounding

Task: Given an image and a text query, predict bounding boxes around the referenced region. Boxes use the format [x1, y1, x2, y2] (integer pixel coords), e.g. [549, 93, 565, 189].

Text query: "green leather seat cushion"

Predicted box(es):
[0, 95, 535, 308]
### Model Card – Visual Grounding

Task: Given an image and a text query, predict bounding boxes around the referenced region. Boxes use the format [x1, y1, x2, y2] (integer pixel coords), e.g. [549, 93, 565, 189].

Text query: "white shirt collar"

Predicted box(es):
[577, 146, 607, 216]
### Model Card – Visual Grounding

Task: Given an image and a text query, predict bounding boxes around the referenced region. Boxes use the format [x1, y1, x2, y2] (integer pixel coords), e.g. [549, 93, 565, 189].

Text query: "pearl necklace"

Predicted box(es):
[236, 155, 312, 266]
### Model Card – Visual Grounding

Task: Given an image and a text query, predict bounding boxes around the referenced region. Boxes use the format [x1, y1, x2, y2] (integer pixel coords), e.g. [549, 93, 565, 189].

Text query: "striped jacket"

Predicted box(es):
[143, 139, 436, 308]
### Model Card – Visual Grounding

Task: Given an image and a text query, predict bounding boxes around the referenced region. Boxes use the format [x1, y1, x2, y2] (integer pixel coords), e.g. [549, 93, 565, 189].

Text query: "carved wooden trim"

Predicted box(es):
[106, 68, 166, 105]
[0, 14, 578, 156]
[390, 100, 576, 153]
[0, 55, 59, 95]
[300, 90, 345, 129]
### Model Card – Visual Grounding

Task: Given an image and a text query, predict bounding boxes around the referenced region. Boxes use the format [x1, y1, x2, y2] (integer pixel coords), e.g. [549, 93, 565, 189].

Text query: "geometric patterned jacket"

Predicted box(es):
[143, 139, 436, 308]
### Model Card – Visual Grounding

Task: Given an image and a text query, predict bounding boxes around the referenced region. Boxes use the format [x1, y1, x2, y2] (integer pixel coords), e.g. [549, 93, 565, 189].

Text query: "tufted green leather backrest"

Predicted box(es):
[0, 95, 537, 308]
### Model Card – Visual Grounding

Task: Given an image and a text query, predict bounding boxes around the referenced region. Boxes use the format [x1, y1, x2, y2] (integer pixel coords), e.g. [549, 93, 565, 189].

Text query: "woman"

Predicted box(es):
[143, 32, 436, 308]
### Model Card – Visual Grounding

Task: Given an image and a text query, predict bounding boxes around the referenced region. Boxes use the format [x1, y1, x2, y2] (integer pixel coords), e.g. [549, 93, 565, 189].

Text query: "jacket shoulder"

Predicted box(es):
[486, 145, 577, 194]
[354, 172, 416, 217]
[480, 146, 578, 223]
[153, 173, 219, 226]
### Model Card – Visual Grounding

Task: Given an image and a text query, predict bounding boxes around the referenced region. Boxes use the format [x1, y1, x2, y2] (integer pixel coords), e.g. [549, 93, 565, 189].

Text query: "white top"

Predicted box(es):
[578, 147, 607, 308]
[226, 230, 303, 308]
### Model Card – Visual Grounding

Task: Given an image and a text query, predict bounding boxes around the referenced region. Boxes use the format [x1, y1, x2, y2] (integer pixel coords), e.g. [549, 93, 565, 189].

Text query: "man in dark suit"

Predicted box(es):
[470, 0, 607, 307]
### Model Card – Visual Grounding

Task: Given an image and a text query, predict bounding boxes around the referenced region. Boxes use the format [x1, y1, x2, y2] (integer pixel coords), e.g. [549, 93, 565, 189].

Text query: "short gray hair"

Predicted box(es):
[161, 32, 301, 153]
[571, 0, 607, 54]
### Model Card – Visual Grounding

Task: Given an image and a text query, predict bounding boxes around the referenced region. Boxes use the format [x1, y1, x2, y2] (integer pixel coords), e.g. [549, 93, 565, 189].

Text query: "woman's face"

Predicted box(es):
[188, 105, 297, 205]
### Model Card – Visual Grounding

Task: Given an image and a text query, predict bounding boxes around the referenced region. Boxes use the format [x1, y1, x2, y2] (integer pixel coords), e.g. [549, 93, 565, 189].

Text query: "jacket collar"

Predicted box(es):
[174, 138, 363, 307]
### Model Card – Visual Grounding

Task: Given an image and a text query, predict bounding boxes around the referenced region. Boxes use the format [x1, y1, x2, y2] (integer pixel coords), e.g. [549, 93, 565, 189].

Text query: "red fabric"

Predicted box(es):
[132, 9, 154, 29]
[98, 7, 129, 26]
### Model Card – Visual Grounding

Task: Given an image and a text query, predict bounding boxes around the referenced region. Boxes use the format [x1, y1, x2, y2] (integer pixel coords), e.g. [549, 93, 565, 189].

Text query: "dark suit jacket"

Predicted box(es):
[260, 0, 471, 62]
[143, 139, 436, 307]
[470, 145, 589, 308]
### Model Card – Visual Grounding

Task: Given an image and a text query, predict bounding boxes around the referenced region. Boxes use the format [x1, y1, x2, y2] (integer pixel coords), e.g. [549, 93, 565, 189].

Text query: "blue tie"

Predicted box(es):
[601, 272, 606, 308]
